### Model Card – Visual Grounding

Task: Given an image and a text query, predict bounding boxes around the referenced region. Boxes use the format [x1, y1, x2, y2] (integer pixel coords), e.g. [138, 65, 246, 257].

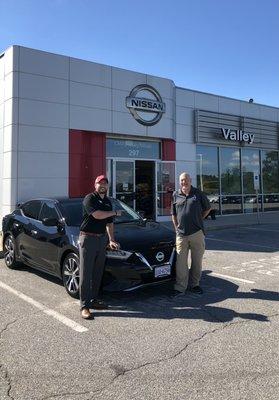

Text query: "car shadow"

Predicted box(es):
[1, 259, 277, 324]
[99, 270, 278, 323]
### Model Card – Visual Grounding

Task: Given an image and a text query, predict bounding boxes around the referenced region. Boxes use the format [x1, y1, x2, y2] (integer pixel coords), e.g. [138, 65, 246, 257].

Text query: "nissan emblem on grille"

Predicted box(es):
[156, 251, 165, 262]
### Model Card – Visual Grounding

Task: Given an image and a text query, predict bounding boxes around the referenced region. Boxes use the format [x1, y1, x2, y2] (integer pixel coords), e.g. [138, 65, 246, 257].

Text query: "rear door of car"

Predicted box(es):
[19, 200, 43, 264]
[36, 201, 63, 273]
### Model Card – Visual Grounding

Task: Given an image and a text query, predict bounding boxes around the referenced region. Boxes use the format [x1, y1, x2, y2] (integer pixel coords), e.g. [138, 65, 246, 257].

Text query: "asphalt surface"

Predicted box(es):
[0, 224, 278, 400]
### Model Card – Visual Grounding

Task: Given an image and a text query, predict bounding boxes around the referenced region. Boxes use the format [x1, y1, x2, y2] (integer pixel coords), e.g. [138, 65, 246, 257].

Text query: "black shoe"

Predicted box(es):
[189, 286, 203, 295]
[90, 299, 109, 310]
[170, 289, 185, 299]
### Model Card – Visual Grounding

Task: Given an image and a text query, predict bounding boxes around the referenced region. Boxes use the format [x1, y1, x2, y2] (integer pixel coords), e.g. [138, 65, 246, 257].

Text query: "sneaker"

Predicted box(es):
[81, 308, 93, 319]
[189, 286, 203, 295]
[90, 299, 109, 310]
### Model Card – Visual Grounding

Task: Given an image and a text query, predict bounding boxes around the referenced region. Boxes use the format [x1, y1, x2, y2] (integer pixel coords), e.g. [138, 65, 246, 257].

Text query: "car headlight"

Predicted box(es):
[106, 250, 133, 260]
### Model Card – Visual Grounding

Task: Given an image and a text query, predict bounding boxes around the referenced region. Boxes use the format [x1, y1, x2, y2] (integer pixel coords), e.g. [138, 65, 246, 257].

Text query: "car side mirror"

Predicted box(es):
[42, 217, 59, 226]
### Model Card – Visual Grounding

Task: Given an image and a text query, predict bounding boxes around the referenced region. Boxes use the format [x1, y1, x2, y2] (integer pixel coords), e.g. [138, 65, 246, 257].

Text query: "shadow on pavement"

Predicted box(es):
[98, 269, 278, 323]
[1, 259, 278, 325]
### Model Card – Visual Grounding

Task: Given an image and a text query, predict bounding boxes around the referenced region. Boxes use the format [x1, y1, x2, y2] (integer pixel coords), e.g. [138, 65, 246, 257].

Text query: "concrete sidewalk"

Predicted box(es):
[162, 210, 279, 232]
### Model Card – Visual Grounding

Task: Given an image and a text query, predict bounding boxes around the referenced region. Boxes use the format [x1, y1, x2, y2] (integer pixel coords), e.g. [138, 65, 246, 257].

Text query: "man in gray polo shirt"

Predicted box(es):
[171, 172, 211, 295]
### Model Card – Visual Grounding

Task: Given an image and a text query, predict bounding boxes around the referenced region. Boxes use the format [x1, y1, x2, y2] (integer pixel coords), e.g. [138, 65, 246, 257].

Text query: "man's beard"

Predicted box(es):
[97, 187, 107, 194]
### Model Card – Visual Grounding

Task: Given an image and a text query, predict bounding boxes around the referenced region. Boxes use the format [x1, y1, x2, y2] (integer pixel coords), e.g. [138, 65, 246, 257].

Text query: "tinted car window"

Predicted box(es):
[39, 202, 59, 221]
[60, 198, 141, 226]
[110, 199, 141, 223]
[60, 201, 83, 226]
[21, 201, 42, 220]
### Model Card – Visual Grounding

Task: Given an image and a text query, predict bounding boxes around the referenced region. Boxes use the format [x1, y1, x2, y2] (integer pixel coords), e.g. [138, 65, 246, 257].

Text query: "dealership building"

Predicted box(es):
[0, 45, 279, 223]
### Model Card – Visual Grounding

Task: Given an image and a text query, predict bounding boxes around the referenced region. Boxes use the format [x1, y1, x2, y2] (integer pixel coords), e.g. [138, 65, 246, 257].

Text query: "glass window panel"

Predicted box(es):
[106, 159, 113, 196]
[157, 162, 175, 216]
[39, 202, 59, 221]
[242, 149, 260, 194]
[196, 145, 219, 195]
[21, 200, 42, 220]
[243, 195, 262, 213]
[157, 162, 175, 193]
[115, 161, 134, 193]
[220, 148, 241, 195]
[262, 151, 279, 193]
[196, 145, 220, 214]
[263, 194, 279, 211]
[221, 196, 242, 214]
[157, 193, 173, 217]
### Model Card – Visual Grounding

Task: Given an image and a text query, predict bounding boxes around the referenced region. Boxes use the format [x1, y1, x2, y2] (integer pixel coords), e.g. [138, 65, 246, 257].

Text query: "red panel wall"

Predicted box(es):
[162, 139, 176, 161]
[69, 130, 106, 197]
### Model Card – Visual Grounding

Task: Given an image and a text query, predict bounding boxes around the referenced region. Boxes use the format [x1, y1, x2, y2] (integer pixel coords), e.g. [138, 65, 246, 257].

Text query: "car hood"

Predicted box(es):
[114, 221, 175, 252]
[67, 222, 175, 252]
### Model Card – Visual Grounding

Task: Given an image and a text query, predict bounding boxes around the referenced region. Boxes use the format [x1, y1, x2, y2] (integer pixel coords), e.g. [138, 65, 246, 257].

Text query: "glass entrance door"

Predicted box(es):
[114, 160, 135, 209]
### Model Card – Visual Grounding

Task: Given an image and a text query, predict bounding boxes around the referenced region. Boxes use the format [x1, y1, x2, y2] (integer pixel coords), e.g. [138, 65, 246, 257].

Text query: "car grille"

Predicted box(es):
[141, 244, 173, 266]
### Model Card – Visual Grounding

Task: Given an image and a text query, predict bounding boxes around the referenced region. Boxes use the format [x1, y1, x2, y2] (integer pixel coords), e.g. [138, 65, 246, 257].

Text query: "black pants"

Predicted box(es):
[79, 234, 108, 309]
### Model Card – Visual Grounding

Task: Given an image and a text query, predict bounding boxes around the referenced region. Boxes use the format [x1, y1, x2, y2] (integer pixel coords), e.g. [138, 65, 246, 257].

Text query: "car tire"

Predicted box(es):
[62, 253, 80, 299]
[3, 234, 21, 269]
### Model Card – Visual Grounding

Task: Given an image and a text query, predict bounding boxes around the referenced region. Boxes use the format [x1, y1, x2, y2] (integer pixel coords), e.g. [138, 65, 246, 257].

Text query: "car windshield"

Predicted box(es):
[60, 198, 141, 226]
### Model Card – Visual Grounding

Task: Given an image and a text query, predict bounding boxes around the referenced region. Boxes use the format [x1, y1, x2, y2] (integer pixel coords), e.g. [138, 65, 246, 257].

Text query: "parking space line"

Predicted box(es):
[0, 281, 88, 333]
[210, 272, 255, 284]
[206, 237, 279, 251]
[243, 227, 279, 233]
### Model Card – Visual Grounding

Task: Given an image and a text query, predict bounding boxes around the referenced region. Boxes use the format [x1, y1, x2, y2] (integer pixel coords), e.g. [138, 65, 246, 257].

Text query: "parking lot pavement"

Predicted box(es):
[0, 225, 279, 400]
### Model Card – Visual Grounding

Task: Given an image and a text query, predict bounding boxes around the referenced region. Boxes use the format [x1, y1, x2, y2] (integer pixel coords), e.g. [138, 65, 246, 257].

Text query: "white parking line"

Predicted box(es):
[243, 227, 279, 233]
[206, 237, 279, 250]
[210, 272, 255, 284]
[0, 281, 88, 333]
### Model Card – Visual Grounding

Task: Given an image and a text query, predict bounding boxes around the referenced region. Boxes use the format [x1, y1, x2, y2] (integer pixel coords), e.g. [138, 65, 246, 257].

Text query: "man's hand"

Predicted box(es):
[115, 210, 123, 217]
[109, 240, 120, 250]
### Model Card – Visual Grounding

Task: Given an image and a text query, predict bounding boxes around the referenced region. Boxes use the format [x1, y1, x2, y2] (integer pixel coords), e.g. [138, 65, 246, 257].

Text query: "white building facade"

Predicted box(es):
[0, 45, 278, 222]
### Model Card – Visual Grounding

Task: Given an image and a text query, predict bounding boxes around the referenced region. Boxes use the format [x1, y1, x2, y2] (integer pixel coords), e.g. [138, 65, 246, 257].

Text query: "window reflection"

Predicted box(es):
[243, 195, 262, 213]
[221, 196, 242, 214]
[242, 149, 260, 194]
[196, 145, 219, 214]
[263, 195, 279, 211]
[157, 162, 175, 216]
[220, 148, 241, 195]
[262, 151, 279, 193]
[196, 146, 279, 215]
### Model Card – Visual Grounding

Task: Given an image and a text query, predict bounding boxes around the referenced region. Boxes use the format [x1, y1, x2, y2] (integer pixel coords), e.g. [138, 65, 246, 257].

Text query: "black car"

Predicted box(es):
[2, 197, 175, 298]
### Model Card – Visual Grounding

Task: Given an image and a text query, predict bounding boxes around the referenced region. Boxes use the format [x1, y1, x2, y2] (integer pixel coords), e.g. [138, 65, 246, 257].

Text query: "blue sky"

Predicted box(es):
[1, 0, 279, 106]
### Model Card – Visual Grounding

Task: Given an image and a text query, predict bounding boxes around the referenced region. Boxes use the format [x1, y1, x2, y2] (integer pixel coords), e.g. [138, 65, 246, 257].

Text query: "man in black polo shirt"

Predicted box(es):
[79, 175, 122, 319]
[171, 172, 211, 295]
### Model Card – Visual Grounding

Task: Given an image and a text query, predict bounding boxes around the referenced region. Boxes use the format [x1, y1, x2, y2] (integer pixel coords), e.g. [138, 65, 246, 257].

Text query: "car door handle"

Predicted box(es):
[31, 230, 38, 235]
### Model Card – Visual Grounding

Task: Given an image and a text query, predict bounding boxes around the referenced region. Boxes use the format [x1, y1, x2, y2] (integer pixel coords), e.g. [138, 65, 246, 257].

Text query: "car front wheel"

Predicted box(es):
[4, 234, 21, 269]
[62, 253, 80, 299]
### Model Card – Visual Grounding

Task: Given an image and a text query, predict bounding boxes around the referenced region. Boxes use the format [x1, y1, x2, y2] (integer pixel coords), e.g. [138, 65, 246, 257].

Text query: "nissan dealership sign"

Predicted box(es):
[126, 84, 166, 126]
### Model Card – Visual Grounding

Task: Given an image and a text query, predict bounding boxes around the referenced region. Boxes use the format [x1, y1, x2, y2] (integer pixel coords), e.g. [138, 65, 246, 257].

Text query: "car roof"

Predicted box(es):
[19, 197, 83, 205]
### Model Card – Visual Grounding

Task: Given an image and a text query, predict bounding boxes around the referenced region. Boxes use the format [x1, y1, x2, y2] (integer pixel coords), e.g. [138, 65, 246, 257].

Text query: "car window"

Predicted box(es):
[39, 202, 59, 221]
[110, 198, 141, 223]
[21, 201, 42, 220]
[60, 201, 83, 226]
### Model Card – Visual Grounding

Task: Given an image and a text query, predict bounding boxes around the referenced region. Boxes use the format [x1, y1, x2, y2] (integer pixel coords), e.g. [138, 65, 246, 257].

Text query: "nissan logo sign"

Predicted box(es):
[126, 84, 166, 126]
[156, 251, 165, 262]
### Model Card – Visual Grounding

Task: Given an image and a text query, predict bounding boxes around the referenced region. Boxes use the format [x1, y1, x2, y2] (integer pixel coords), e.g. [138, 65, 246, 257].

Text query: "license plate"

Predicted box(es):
[154, 264, 171, 278]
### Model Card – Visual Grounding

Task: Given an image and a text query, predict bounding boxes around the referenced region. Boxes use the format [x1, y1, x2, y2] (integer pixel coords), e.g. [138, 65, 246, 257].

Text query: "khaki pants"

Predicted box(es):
[174, 229, 205, 292]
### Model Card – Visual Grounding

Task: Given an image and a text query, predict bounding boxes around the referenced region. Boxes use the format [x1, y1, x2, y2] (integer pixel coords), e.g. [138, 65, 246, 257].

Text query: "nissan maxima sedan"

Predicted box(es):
[2, 197, 175, 298]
